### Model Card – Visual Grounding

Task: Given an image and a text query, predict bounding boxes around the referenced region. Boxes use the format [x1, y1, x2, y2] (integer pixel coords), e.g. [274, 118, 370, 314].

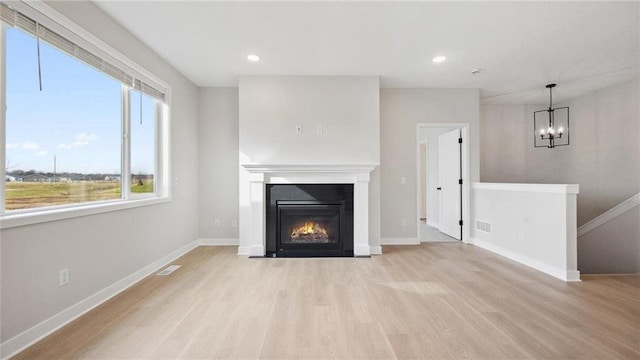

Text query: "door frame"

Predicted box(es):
[416, 123, 471, 244]
[419, 138, 429, 222]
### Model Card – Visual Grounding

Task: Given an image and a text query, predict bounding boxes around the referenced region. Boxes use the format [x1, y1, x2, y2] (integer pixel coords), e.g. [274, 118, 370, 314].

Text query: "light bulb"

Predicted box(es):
[540, 129, 546, 135]
[558, 126, 564, 134]
[432, 55, 446, 63]
[548, 127, 554, 135]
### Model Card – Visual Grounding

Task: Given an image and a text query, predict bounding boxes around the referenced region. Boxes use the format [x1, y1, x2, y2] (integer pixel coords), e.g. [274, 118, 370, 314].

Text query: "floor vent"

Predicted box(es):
[476, 220, 492, 233]
[157, 265, 181, 276]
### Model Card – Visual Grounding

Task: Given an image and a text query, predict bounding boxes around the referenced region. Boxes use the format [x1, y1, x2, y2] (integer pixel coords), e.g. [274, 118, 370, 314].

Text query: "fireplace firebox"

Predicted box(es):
[266, 184, 354, 257]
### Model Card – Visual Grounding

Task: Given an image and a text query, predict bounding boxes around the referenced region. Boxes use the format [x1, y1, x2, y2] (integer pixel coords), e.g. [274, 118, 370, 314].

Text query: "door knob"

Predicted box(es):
[437, 187, 442, 190]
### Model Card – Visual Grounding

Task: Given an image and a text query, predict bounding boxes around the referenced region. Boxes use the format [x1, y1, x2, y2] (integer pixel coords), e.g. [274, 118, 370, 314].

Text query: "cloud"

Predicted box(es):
[21, 141, 40, 150]
[73, 133, 98, 146]
[6, 141, 40, 150]
[57, 133, 98, 150]
[35, 150, 48, 157]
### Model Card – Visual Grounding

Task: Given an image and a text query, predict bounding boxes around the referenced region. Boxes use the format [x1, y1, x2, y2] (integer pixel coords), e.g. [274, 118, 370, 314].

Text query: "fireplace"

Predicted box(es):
[266, 184, 354, 257]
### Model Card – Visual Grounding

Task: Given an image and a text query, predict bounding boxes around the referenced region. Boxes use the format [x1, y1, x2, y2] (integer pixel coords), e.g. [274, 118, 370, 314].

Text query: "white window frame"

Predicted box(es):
[0, 1, 171, 229]
[126, 88, 161, 201]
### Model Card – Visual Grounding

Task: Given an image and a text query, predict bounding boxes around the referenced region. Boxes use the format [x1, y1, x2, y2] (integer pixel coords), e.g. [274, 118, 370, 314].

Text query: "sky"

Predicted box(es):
[5, 27, 155, 175]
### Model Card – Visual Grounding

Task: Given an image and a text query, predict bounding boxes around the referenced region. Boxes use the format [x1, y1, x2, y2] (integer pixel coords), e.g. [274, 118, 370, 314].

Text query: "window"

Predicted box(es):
[0, 2, 170, 225]
[129, 89, 157, 196]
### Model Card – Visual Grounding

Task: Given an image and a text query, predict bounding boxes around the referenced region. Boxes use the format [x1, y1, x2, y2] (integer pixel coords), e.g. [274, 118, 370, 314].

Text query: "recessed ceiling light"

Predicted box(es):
[432, 55, 446, 63]
[247, 54, 260, 62]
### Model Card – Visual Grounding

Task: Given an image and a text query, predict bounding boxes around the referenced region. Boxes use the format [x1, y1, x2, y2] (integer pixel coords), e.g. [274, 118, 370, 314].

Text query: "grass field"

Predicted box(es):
[5, 180, 154, 211]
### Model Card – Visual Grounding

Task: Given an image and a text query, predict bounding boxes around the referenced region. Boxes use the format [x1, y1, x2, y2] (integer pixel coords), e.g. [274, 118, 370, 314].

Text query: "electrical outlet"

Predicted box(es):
[400, 177, 406, 185]
[59, 268, 70, 287]
[296, 125, 302, 134]
[231, 219, 237, 227]
[400, 219, 407, 227]
[214, 219, 221, 227]
[174, 176, 179, 185]
[316, 125, 323, 134]
[518, 231, 525, 241]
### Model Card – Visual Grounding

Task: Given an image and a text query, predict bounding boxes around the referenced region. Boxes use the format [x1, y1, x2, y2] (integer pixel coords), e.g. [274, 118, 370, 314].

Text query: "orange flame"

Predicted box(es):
[291, 222, 328, 238]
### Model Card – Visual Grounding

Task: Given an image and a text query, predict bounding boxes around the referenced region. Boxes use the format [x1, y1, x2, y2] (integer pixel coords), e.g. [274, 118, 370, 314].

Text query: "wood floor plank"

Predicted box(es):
[12, 244, 640, 360]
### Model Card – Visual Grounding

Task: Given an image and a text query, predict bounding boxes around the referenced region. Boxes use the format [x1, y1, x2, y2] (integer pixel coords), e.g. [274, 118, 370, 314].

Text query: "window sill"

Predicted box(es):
[0, 196, 171, 229]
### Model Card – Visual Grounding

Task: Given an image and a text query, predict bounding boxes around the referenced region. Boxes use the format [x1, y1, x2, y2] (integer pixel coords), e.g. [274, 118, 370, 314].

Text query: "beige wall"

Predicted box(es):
[578, 206, 640, 274]
[198, 88, 239, 240]
[480, 79, 640, 226]
[1, 1, 199, 343]
[380, 89, 480, 239]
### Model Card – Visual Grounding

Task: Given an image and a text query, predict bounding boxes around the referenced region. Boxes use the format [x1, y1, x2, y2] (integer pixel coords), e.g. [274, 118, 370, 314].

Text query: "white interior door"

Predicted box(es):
[438, 129, 461, 240]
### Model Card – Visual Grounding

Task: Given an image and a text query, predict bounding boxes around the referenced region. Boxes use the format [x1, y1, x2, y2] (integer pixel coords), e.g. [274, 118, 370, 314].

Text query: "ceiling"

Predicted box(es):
[94, 1, 639, 104]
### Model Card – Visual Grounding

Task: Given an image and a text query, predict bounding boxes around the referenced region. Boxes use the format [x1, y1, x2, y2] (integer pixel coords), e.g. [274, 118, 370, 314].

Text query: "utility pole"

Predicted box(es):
[53, 155, 56, 182]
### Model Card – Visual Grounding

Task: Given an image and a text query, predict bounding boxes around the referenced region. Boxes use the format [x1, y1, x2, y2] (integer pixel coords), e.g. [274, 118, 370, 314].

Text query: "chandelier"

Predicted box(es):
[534, 84, 569, 148]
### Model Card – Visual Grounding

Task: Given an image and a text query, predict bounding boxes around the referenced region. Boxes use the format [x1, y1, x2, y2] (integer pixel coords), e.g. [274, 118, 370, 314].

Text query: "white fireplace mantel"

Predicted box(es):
[240, 163, 378, 257]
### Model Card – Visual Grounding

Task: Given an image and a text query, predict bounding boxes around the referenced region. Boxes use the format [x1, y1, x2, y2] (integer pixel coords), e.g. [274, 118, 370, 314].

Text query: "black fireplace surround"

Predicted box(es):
[266, 184, 354, 257]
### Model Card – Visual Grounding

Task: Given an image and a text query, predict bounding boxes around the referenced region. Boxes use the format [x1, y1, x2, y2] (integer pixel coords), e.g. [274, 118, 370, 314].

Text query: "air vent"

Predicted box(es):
[476, 220, 492, 234]
[157, 265, 181, 276]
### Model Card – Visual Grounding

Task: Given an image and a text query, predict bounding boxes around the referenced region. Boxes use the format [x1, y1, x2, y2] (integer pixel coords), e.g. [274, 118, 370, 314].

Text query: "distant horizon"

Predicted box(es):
[6, 169, 153, 176]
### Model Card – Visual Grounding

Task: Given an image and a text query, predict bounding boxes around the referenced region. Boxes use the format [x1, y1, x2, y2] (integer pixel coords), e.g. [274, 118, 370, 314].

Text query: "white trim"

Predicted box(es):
[381, 237, 420, 245]
[577, 193, 640, 237]
[241, 163, 378, 174]
[0, 240, 199, 360]
[471, 237, 581, 282]
[237, 246, 251, 256]
[370, 245, 382, 255]
[198, 238, 239, 246]
[239, 163, 377, 257]
[473, 182, 580, 194]
[0, 25, 6, 215]
[0, 197, 170, 229]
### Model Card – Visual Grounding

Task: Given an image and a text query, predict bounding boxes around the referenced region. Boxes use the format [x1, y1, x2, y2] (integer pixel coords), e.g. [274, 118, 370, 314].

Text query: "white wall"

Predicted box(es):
[472, 183, 580, 281]
[380, 89, 479, 240]
[198, 88, 239, 241]
[480, 104, 535, 184]
[0, 0, 199, 347]
[417, 127, 456, 226]
[480, 79, 640, 226]
[237, 76, 381, 252]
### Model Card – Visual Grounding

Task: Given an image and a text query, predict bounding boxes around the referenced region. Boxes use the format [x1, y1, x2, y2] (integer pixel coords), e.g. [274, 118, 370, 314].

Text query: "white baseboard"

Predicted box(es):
[0, 240, 199, 360]
[565, 270, 581, 282]
[354, 244, 371, 256]
[198, 238, 239, 246]
[471, 237, 581, 282]
[577, 193, 639, 237]
[381, 237, 420, 245]
[426, 220, 439, 228]
[370, 245, 382, 255]
[237, 245, 264, 256]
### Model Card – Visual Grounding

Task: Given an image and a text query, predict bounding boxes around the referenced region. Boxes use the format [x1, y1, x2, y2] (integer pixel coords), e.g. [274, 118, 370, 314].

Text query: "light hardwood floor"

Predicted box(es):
[14, 244, 640, 359]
